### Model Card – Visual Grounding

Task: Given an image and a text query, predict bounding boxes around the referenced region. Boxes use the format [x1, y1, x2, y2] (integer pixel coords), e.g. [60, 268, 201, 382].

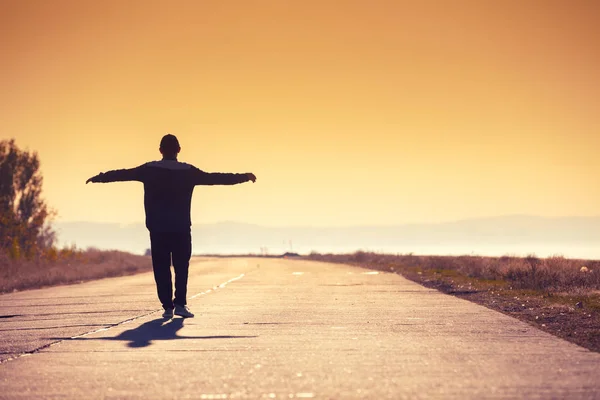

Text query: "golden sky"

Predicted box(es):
[2, 0, 599, 227]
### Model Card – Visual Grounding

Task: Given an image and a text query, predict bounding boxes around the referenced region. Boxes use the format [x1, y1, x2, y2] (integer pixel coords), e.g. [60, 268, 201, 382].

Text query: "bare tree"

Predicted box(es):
[0, 139, 55, 258]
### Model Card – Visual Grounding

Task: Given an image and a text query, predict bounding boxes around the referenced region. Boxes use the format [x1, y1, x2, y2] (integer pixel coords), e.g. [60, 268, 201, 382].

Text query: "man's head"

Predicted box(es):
[160, 134, 180, 159]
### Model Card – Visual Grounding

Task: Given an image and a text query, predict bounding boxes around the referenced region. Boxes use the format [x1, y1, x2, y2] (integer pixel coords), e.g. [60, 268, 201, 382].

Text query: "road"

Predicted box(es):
[1, 257, 599, 399]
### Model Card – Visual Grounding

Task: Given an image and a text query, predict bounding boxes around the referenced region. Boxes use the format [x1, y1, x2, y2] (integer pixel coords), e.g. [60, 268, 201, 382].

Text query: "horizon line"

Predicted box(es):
[52, 214, 600, 229]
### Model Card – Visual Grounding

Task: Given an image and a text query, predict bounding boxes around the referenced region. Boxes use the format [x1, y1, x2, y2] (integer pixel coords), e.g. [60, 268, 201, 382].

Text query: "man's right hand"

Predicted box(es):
[246, 173, 256, 183]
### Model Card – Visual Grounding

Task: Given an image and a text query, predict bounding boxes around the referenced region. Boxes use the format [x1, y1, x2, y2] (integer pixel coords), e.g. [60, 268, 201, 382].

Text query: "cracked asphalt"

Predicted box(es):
[1, 257, 599, 399]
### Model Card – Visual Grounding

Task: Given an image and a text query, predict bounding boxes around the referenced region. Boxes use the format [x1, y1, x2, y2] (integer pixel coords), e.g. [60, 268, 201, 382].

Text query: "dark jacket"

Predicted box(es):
[92, 160, 250, 232]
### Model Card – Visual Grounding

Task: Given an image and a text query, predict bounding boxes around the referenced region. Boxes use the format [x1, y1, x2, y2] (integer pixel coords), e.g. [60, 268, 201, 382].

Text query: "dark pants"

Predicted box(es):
[149, 231, 192, 310]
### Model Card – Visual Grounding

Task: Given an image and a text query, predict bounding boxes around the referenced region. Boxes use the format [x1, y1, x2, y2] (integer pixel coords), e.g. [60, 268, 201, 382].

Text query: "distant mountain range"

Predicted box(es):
[53, 215, 600, 259]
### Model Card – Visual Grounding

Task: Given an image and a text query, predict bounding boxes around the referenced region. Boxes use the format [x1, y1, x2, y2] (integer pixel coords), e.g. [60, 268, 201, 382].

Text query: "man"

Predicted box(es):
[86, 134, 256, 319]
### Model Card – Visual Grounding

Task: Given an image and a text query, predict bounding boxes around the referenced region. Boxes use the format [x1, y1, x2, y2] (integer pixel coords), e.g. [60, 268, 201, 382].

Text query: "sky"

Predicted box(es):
[2, 0, 599, 227]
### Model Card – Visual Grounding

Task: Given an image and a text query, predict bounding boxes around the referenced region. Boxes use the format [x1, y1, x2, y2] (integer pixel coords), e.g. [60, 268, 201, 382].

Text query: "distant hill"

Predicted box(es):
[53, 216, 600, 259]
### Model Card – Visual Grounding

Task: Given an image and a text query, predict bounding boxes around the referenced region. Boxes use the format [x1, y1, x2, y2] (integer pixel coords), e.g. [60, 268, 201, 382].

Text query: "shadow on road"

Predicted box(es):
[67, 318, 258, 348]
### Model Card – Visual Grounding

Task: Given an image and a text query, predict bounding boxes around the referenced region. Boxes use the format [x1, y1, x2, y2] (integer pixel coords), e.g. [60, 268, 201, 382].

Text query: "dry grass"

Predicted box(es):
[308, 251, 600, 292]
[0, 247, 152, 293]
[308, 251, 600, 352]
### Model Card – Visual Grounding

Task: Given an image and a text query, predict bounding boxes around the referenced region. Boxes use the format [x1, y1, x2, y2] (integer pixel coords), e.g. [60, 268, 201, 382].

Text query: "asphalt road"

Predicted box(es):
[1, 257, 599, 399]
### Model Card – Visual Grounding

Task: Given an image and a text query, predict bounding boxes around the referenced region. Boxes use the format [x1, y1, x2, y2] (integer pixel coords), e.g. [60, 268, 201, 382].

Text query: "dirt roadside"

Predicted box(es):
[398, 268, 600, 353]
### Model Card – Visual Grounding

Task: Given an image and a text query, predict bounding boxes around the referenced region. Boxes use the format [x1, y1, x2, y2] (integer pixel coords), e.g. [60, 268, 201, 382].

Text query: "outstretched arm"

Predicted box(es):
[86, 166, 144, 184]
[193, 168, 256, 186]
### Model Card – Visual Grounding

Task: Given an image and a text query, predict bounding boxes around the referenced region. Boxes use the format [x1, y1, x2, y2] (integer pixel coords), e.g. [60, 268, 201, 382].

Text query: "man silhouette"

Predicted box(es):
[86, 134, 256, 318]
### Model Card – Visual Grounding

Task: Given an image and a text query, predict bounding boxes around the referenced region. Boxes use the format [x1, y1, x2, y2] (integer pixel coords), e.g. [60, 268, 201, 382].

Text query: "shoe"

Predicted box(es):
[162, 308, 174, 319]
[174, 305, 194, 318]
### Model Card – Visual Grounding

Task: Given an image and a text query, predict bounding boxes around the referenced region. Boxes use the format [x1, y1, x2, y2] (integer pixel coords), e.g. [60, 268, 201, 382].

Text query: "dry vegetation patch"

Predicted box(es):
[0, 247, 152, 293]
[308, 251, 600, 353]
[0, 139, 153, 294]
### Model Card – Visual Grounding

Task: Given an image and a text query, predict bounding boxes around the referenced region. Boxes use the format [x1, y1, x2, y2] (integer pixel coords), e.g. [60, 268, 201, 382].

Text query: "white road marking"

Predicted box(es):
[190, 274, 245, 299]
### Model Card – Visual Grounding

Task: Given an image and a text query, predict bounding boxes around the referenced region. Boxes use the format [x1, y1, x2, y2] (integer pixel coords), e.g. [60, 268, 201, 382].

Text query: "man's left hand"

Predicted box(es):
[86, 173, 102, 184]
